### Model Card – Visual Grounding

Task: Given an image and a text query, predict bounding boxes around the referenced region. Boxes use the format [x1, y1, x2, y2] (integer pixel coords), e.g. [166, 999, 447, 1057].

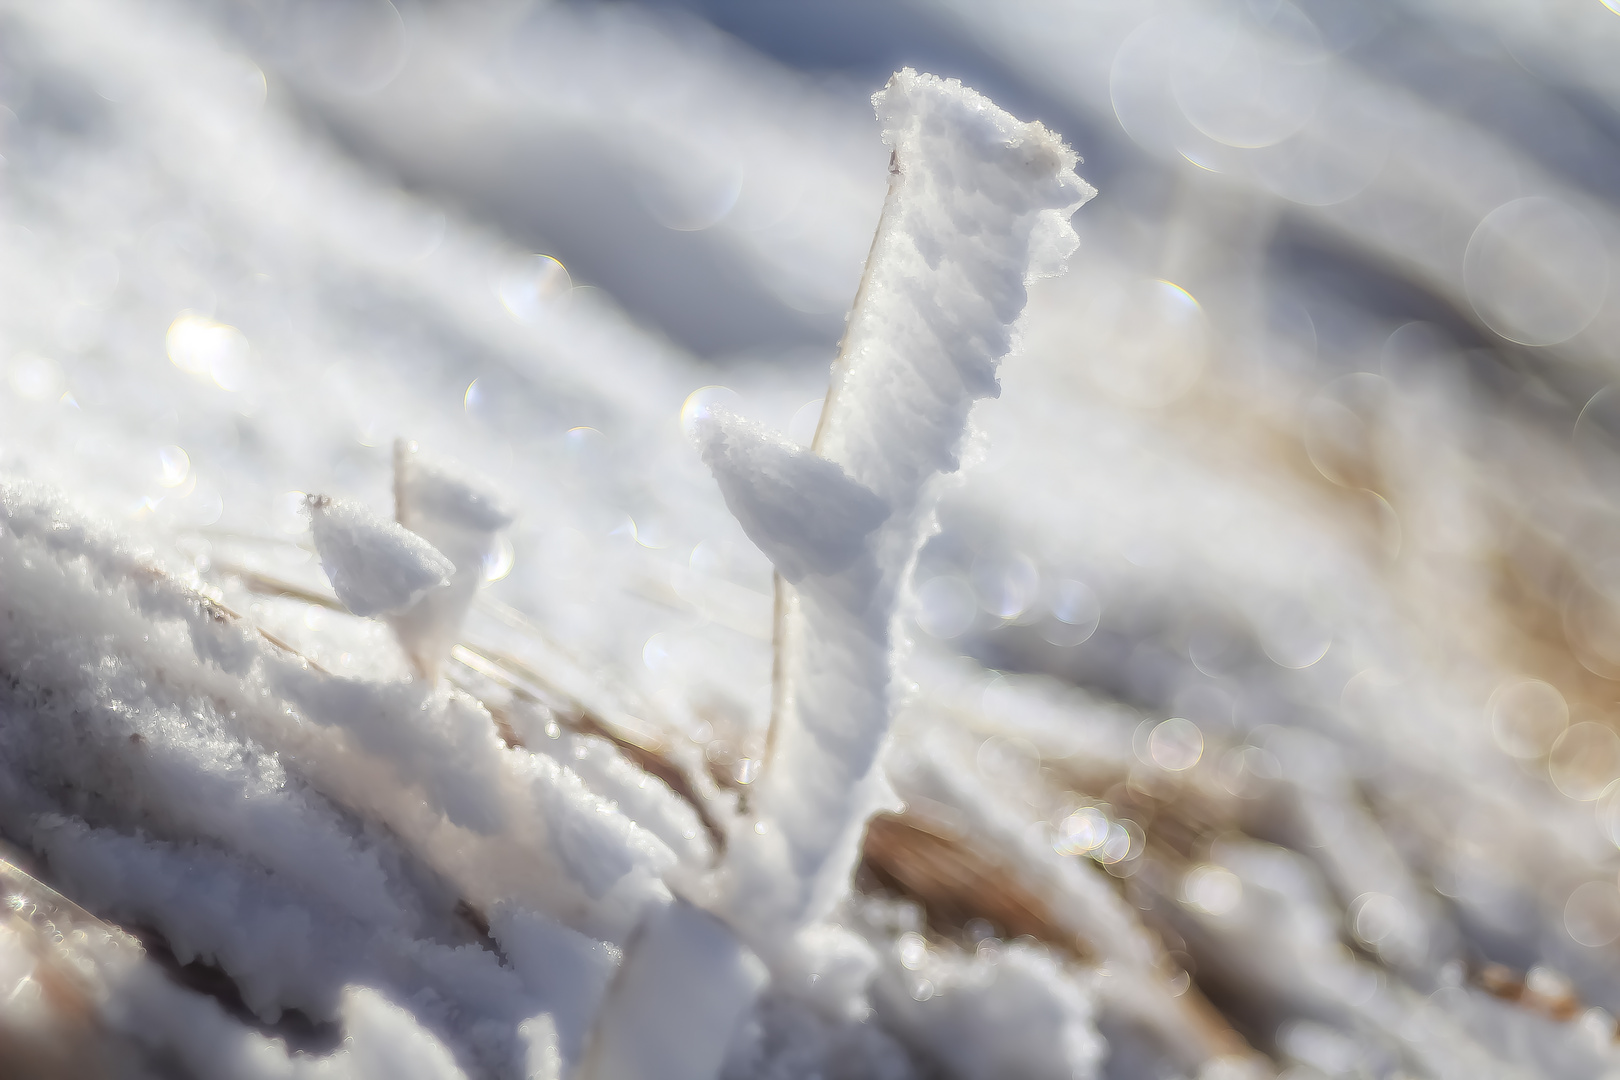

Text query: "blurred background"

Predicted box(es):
[7, 0, 1620, 1077]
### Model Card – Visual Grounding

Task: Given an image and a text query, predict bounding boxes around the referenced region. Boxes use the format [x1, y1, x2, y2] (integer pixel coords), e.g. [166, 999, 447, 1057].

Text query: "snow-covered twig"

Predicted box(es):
[697, 67, 1094, 963]
[391, 440, 516, 680]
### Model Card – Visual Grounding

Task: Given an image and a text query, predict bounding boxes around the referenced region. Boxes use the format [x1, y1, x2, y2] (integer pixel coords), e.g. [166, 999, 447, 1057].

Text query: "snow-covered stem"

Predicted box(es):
[390, 440, 515, 680]
[702, 70, 1095, 942]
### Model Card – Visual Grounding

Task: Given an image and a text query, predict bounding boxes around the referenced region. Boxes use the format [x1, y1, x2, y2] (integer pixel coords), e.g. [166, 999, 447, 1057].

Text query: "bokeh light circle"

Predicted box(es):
[1488, 678, 1568, 760]
[1463, 197, 1608, 347]
[1549, 721, 1620, 801]
[1149, 717, 1204, 771]
[1170, 3, 1326, 150]
[1565, 880, 1620, 947]
[1183, 864, 1242, 916]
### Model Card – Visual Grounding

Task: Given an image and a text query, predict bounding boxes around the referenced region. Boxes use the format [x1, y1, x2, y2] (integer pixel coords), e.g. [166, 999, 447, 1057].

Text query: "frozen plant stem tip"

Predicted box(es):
[307, 494, 453, 619]
[698, 70, 1095, 942]
[305, 445, 513, 681]
[390, 440, 516, 679]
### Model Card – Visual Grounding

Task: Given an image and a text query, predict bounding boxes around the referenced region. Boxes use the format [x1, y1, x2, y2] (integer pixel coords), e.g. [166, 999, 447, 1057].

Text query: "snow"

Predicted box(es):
[713, 71, 1094, 955]
[308, 494, 453, 619]
[871, 937, 1102, 1080]
[815, 69, 1092, 500]
[391, 441, 516, 678]
[581, 900, 767, 1080]
[2, 2, 1620, 1079]
[0, 479, 675, 1074]
[692, 406, 889, 584]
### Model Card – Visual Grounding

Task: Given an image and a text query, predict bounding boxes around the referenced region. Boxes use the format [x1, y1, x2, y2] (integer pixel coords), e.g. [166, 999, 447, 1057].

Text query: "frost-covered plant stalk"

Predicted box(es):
[697, 70, 1094, 951]
[578, 72, 1094, 1080]
[305, 445, 513, 681]
[391, 440, 516, 679]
